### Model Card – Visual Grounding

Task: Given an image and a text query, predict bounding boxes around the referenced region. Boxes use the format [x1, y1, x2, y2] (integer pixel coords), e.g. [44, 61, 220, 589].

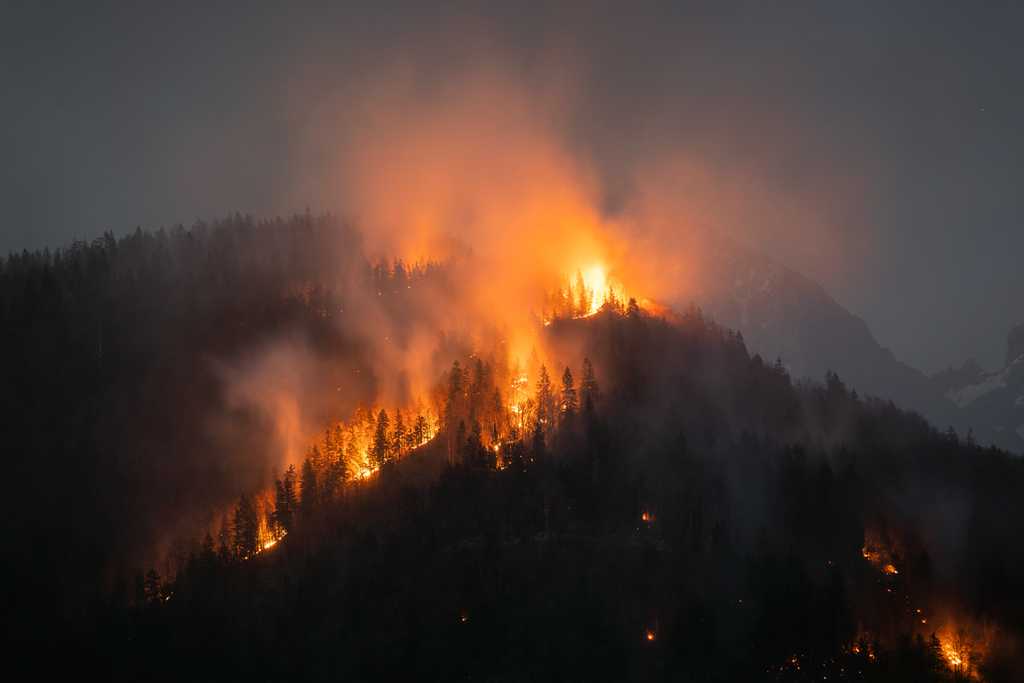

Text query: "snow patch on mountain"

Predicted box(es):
[946, 355, 1024, 408]
[947, 373, 1009, 407]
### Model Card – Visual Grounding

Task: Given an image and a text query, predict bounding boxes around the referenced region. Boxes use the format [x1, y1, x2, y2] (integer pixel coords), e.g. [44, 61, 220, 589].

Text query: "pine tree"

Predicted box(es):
[574, 270, 590, 316]
[446, 361, 464, 463]
[455, 419, 467, 466]
[531, 417, 546, 461]
[273, 477, 291, 535]
[626, 297, 640, 318]
[200, 531, 217, 571]
[446, 361, 464, 425]
[232, 493, 259, 559]
[393, 409, 406, 458]
[278, 465, 298, 532]
[464, 419, 484, 466]
[217, 521, 232, 564]
[536, 364, 555, 431]
[469, 357, 486, 421]
[561, 366, 578, 419]
[405, 414, 420, 450]
[581, 357, 600, 415]
[371, 408, 391, 467]
[299, 457, 318, 518]
[413, 414, 428, 447]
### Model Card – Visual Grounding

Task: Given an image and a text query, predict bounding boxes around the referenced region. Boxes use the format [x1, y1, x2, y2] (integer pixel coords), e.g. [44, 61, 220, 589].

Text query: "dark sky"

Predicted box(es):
[3, 1, 1022, 372]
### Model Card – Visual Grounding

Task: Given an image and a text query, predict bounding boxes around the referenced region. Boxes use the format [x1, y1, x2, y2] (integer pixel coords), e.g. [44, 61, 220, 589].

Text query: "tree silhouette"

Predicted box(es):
[561, 366, 577, 420]
[232, 494, 259, 559]
[371, 409, 391, 468]
[581, 357, 599, 415]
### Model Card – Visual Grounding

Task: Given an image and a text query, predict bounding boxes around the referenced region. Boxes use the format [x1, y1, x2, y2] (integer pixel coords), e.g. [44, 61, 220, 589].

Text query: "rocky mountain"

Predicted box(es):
[931, 324, 1024, 452]
[674, 234, 1023, 453]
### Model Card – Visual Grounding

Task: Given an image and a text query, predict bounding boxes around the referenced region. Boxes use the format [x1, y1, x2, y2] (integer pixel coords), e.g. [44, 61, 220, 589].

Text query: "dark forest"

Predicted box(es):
[4, 215, 1022, 681]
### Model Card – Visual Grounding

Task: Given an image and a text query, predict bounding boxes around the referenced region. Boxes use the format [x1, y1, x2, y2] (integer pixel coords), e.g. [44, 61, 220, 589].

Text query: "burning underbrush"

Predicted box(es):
[850, 524, 1003, 679]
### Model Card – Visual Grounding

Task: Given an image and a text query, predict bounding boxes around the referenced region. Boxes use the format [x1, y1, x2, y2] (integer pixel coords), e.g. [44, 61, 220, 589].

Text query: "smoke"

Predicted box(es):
[200, 52, 863, 482]
[201, 30, 871, 563]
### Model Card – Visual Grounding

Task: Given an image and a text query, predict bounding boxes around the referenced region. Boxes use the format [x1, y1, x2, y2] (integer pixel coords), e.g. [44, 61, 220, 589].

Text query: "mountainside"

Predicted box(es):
[932, 324, 1024, 449]
[97, 307, 1024, 681]
[5, 217, 1024, 681]
[679, 235, 1023, 453]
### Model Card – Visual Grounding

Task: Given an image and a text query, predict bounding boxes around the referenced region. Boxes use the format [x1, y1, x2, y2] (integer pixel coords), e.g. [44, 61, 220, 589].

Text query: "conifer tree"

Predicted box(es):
[217, 521, 232, 564]
[531, 417, 546, 461]
[455, 419, 467, 466]
[232, 493, 260, 559]
[392, 409, 406, 458]
[413, 414, 429, 447]
[299, 457, 318, 518]
[446, 361, 464, 462]
[574, 270, 590, 316]
[561, 366, 578, 419]
[581, 357, 600, 415]
[371, 408, 391, 467]
[626, 297, 640, 318]
[275, 465, 298, 533]
[536, 364, 555, 431]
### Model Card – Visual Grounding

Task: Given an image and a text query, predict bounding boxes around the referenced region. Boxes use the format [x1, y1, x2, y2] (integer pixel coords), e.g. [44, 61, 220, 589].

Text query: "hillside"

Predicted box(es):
[5, 217, 1023, 681]
[682, 234, 1023, 453]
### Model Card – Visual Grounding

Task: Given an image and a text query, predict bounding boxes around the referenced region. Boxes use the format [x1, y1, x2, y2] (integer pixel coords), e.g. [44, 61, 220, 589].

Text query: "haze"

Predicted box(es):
[3, 1, 1022, 372]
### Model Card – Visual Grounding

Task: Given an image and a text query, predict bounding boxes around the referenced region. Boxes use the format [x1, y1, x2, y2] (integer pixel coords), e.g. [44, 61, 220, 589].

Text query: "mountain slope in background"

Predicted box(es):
[932, 323, 1024, 449]
[679, 235, 1023, 453]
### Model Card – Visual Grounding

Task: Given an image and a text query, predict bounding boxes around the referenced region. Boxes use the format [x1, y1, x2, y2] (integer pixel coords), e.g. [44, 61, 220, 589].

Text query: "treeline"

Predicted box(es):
[0, 213, 453, 647]
[184, 350, 602, 585]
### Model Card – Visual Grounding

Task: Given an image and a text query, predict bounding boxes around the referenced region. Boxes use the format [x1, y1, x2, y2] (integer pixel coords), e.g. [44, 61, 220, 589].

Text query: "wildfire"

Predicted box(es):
[545, 264, 630, 323]
[936, 621, 993, 680]
[860, 528, 901, 576]
[577, 264, 625, 317]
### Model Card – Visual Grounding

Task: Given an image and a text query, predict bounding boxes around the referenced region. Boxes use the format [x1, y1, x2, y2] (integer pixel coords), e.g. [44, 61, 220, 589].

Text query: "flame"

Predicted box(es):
[544, 264, 631, 324]
[860, 528, 901, 576]
[645, 629, 656, 642]
[936, 621, 993, 679]
[578, 264, 624, 316]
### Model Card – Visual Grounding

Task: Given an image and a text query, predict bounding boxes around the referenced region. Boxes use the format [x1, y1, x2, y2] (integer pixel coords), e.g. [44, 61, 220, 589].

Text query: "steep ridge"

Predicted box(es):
[675, 234, 1021, 452]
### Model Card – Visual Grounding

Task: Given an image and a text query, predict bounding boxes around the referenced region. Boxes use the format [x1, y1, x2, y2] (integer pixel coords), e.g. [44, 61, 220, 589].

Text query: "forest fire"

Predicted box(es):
[936, 621, 993, 680]
[860, 528, 901, 576]
[544, 265, 630, 323]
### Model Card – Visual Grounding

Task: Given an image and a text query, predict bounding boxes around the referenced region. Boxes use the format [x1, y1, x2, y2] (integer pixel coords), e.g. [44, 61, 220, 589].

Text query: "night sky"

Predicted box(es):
[3, 1, 1022, 372]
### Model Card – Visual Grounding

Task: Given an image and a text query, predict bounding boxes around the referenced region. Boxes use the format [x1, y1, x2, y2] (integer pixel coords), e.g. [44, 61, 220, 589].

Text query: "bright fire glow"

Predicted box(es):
[937, 622, 993, 679]
[545, 264, 631, 323]
[860, 528, 900, 576]
[578, 264, 624, 316]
